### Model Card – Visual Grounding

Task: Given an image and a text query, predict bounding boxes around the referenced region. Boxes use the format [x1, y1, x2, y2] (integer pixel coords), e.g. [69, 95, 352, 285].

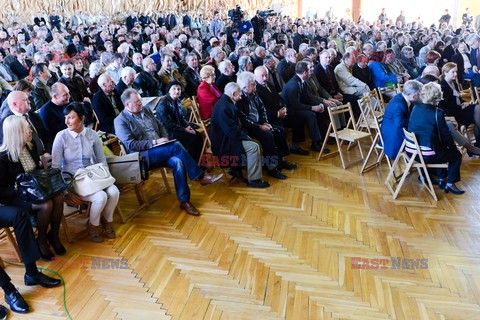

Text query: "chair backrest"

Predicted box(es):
[378, 85, 399, 110]
[181, 97, 199, 123]
[402, 128, 422, 160]
[92, 109, 100, 131]
[327, 103, 357, 132]
[365, 89, 383, 113]
[476, 87, 480, 104]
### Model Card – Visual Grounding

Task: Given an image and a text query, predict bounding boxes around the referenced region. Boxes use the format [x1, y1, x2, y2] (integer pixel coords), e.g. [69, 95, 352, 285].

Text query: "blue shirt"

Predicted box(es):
[51, 127, 106, 175]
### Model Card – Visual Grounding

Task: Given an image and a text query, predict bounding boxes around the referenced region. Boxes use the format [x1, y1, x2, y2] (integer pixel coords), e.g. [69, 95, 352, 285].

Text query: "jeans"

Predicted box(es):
[147, 141, 203, 202]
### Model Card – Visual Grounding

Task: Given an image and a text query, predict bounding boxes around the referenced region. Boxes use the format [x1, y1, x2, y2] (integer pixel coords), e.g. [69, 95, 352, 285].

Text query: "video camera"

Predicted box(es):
[258, 10, 276, 18]
[228, 5, 244, 23]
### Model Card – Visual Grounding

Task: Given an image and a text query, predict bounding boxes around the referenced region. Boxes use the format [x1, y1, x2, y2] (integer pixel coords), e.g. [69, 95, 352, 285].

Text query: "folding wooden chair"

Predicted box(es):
[318, 103, 371, 169]
[92, 109, 100, 131]
[364, 89, 384, 114]
[359, 98, 393, 174]
[385, 129, 448, 201]
[460, 87, 475, 103]
[377, 85, 399, 111]
[0, 226, 23, 262]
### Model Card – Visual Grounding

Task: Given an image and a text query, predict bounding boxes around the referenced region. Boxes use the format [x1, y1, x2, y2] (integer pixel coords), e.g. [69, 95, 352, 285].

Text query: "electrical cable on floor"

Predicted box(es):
[3, 260, 72, 320]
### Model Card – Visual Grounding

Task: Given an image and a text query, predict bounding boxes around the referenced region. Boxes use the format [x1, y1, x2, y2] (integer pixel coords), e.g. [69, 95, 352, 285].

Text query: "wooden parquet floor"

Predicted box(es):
[1, 146, 480, 319]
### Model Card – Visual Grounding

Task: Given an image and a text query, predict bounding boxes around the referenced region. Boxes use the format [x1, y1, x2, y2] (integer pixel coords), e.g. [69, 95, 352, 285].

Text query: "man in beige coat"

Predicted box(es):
[334, 52, 370, 99]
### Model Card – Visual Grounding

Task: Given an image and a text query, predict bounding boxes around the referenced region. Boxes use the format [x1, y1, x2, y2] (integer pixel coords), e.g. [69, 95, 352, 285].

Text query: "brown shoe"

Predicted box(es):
[180, 201, 200, 216]
[86, 221, 104, 243]
[198, 173, 224, 186]
[101, 217, 116, 239]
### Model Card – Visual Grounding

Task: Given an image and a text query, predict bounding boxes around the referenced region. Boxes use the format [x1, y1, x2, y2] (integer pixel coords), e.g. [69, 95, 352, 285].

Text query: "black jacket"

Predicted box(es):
[210, 94, 249, 166]
[92, 89, 124, 133]
[134, 71, 163, 97]
[0, 105, 49, 152]
[58, 76, 89, 102]
[31, 79, 51, 111]
[182, 67, 201, 98]
[236, 92, 269, 131]
[155, 95, 189, 138]
[215, 74, 236, 93]
[0, 144, 41, 202]
[408, 103, 456, 156]
[277, 59, 296, 83]
[281, 75, 322, 114]
[314, 64, 341, 96]
[439, 79, 463, 117]
[115, 79, 140, 96]
[256, 81, 287, 124]
[451, 52, 469, 82]
[10, 59, 32, 79]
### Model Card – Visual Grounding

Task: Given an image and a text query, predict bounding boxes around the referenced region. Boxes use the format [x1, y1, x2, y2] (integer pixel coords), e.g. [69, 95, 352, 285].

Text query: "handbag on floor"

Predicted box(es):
[73, 163, 115, 197]
[15, 168, 72, 204]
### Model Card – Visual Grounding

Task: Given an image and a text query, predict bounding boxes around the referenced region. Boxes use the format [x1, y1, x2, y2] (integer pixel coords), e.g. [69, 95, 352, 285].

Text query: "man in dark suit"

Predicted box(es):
[255, 66, 308, 155]
[0, 205, 61, 316]
[114, 89, 223, 216]
[182, 53, 201, 98]
[281, 61, 330, 152]
[0, 90, 50, 153]
[115, 66, 139, 96]
[380, 80, 423, 159]
[166, 12, 177, 31]
[263, 55, 284, 93]
[92, 74, 123, 133]
[39, 83, 71, 146]
[236, 72, 289, 180]
[10, 48, 31, 80]
[126, 12, 138, 31]
[58, 61, 90, 102]
[277, 48, 297, 83]
[134, 57, 163, 97]
[65, 33, 84, 58]
[31, 63, 51, 111]
[467, 34, 480, 86]
[210, 83, 269, 188]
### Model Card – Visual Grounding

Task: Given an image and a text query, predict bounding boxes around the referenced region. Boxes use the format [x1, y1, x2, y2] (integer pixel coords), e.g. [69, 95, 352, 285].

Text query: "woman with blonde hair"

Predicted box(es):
[440, 62, 480, 148]
[407, 82, 464, 194]
[196, 65, 222, 119]
[0, 114, 65, 259]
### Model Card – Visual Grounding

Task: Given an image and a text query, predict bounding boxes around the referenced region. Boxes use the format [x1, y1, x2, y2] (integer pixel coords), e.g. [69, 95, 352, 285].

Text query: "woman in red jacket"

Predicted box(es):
[197, 65, 222, 120]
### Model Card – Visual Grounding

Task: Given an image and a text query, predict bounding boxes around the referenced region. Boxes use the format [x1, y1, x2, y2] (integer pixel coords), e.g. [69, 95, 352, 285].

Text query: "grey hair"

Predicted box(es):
[218, 60, 233, 74]
[120, 88, 140, 106]
[89, 61, 104, 78]
[402, 80, 423, 96]
[97, 73, 112, 86]
[236, 72, 255, 91]
[224, 82, 240, 98]
[210, 47, 223, 59]
[121, 66, 136, 78]
[238, 56, 252, 70]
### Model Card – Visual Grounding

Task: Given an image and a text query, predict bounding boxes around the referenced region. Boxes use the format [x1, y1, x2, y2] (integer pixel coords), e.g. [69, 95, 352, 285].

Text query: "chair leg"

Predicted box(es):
[392, 157, 415, 199]
[0, 256, 5, 268]
[61, 214, 73, 243]
[134, 183, 148, 206]
[318, 124, 333, 160]
[5, 228, 22, 262]
[160, 168, 171, 193]
[360, 134, 380, 174]
[115, 205, 127, 224]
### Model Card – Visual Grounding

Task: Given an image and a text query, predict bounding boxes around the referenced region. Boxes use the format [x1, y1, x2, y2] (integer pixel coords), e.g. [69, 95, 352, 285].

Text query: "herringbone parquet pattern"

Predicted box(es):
[1, 148, 480, 319]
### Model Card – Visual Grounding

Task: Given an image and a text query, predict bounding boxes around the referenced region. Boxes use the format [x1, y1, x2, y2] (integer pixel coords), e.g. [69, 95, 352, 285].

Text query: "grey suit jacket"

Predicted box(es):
[113, 107, 167, 166]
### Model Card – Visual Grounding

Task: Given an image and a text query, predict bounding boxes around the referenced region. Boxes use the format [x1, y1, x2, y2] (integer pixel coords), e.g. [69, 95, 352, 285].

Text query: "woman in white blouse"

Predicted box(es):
[52, 102, 119, 243]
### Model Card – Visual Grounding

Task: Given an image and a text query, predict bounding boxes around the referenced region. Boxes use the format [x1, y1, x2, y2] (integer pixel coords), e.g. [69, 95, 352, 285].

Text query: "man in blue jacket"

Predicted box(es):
[381, 80, 423, 159]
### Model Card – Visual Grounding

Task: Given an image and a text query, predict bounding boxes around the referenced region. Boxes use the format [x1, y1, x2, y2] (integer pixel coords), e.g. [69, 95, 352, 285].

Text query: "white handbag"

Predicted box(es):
[73, 163, 116, 197]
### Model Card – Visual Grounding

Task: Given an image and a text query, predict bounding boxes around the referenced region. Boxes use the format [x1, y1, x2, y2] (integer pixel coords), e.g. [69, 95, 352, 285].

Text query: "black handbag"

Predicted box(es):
[15, 168, 72, 204]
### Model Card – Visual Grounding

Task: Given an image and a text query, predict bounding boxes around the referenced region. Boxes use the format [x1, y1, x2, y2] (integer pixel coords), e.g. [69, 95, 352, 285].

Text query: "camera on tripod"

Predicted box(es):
[228, 5, 244, 23]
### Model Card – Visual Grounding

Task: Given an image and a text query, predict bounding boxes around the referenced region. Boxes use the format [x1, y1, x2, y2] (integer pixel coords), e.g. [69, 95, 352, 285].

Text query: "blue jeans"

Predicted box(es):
[147, 141, 203, 202]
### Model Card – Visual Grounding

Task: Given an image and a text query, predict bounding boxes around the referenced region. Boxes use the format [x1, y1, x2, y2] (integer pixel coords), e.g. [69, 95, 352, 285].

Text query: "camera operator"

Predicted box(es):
[237, 14, 253, 36]
[251, 10, 268, 44]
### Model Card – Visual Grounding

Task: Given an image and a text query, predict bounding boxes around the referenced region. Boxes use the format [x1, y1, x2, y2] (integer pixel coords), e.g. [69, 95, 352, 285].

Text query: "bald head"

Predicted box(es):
[51, 83, 71, 105]
[422, 65, 440, 77]
[7, 91, 31, 114]
[254, 66, 269, 86]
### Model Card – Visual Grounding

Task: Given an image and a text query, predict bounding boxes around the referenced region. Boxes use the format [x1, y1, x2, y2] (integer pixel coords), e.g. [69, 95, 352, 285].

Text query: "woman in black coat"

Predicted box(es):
[439, 62, 480, 147]
[156, 81, 203, 162]
[408, 82, 463, 194]
[0, 114, 65, 260]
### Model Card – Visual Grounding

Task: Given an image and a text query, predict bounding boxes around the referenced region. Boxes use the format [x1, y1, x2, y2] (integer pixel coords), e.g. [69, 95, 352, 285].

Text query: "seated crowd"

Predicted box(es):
[0, 7, 479, 317]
